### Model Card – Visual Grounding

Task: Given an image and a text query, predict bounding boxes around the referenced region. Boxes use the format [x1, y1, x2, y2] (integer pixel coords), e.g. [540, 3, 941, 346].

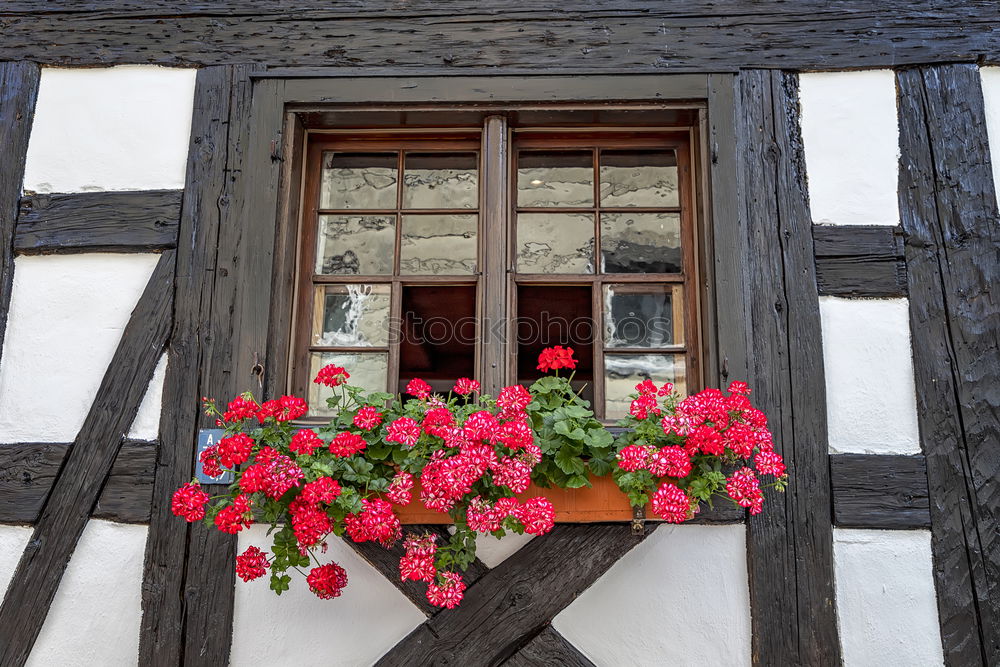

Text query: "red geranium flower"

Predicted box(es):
[453, 377, 480, 396]
[406, 378, 432, 399]
[171, 482, 210, 522]
[307, 562, 349, 599]
[537, 345, 577, 372]
[235, 546, 270, 582]
[314, 364, 350, 388]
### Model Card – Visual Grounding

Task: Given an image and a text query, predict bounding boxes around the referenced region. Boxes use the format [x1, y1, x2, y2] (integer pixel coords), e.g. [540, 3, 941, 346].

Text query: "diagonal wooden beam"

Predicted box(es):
[0, 249, 175, 665]
[377, 524, 653, 666]
[503, 626, 595, 667]
[897, 64, 1000, 667]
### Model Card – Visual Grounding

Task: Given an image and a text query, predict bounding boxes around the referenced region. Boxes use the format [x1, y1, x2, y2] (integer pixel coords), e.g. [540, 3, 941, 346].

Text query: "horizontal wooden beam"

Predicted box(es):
[15, 190, 181, 253]
[0, 3, 999, 70]
[813, 225, 908, 298]
[830, 453, 930, 529]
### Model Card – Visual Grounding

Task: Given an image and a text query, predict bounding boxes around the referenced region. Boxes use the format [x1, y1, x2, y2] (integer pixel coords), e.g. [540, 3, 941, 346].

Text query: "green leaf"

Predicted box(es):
[554, 448, 586, 475]
[587, 454, 614, 477]
[269, 573, 291, 595]
[584, 427, 614, 449]
[564, 474, 591, 489]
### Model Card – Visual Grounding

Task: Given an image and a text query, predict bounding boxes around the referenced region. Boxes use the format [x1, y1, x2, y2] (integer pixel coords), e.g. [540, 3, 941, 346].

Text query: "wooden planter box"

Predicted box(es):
[395, 474, 640, 524]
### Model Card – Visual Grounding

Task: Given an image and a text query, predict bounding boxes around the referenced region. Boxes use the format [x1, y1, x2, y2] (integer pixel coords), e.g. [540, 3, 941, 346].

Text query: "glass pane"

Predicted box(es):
[402, 153, 478, 209]
[313, 284, 391, 347]
[516, 213, 594, 274]
[320, 152, 398, 209]
[315, 215, 395, 275]
[517, 151, 594, 208]
[601, 212, 681, 273]
[604, 284, 684, 348]
[600, 150, 679, 207]
[604, 354, 687, 420]
[400, 214, 477, 275]
[309, 352, 388, 416]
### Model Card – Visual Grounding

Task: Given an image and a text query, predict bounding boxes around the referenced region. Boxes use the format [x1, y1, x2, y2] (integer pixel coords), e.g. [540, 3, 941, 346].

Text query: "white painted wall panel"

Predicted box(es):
[799, 70, 900, 226]
[27, 520, 146, 667]
[474, 531, 534, 568]
[820, 297, 921, 454]
[835, 529, 943, 667]
[0, 254, 159, 443]
[23, 66, 196, 194]
[979, 66, 1000, 207]
[553, 525, 751, 666]
[0, 525, 32, 599]
[127, 353, 168, 441]
[231, 526, 425, 667]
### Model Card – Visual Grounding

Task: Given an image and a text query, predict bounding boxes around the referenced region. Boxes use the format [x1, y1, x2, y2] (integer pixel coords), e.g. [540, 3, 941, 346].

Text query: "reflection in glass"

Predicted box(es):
[601, 212, 681, 273]
[403, 153, 478, 209]
[604, 285, 684, 347]
[315, 215, 395, 275]
[516, 213, 594, 274]
[604, 354, 687, 420]
[517, 151, 594, 208]
[320, 152, 398, 210]
[313, 284, 391, 347]
[600, 150, 679, 207]
[400, 214, 477, 275]
[309, 352, 388, 416]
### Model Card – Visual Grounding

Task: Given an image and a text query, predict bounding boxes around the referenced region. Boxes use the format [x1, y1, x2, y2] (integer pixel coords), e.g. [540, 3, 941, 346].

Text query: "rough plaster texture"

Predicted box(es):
[231, 526, 425, 667]
[834, 529, 943, 666]
[553, 524, 751, 666]
[820, 297, 920, 454]
[980, 67, 1000, 207]
[799, 70, 900, 226]
[0, 253, 159, 443]
[0, 525, 32, 600]
[127, 353, 167, 441]
[23, 65, 196, 194]
[27, 520, 146, 667]
[473, 531, 535, 568]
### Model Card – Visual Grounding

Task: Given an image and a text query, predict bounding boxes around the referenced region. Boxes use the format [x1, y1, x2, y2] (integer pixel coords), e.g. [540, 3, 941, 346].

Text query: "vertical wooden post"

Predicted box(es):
[480, 115, 510, 394]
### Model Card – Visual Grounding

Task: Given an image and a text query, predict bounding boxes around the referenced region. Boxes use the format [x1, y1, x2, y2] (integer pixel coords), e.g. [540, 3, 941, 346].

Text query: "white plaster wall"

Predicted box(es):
[127, 353, 168, 441]
[979, 67, 1000, 207]
[835, 529, 943, 666]
[799, 70, 900, 226]
[553, 524, 751, 666]
[231, 526, 425, 667]
[474, 531, 535, 568]
[820, 297, 921, 454]
[23, 66, 196, 194]
[0, 525, 32, 599]
[27, 520, 146, 667]
[0, 254, 160, 443]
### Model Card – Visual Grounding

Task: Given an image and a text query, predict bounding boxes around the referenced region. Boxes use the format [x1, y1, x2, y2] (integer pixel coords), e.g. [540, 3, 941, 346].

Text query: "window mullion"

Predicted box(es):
[479, 115, 510, 395]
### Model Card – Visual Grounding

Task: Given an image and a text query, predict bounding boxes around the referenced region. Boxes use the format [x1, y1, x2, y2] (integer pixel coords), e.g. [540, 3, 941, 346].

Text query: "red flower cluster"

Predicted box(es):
[215, 494, 253, 534]
[386, 417, 421, 448]
[329, 432, 367, 457]
[223, 395, 258, 422]
[652, 482, 693, 523]
[426, 571, 466, 609]
[344, 498, 402, 547]
[616, 444, 692, 479]
[235, 546, 270, 582]
[307, 562, 348, 599]
[258, 395, 308, 422]
[453, 377, 480, 396]
[399, 533, 438, 583]
[726, 467, 764, 514]
[353, 406, 383, 430]
[537, 345, 577, 372]
[171, 482, 209, 522]
[406, 378, 433, 399]
[387, 471, 414, 505]
[314, 364, 350, 388]
[289, 428, 324, 456]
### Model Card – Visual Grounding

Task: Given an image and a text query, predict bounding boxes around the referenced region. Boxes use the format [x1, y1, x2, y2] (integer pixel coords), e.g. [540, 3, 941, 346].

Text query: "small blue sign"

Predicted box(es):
[196, 429, 235, 485]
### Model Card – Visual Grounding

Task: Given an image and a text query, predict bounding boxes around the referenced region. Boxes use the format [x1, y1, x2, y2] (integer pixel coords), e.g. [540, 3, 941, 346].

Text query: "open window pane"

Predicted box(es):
[600, 212, 681, 273]
[604, 354, 687, 420]
[309, 352, 389, 416]
[516, 284, 594, 402]
[599, 149, 679, 207]
[400, 214, 477, 275]
[320, 152, 398, 210]
[315, 214, 396, 275]
[399, 285, 477, 395]
[517, 151, 594, 207]
[403, 152, 478, 209]
[313, 284, 391, 347]
[604, 284, 684, 348]
[516, 213, 595, 274]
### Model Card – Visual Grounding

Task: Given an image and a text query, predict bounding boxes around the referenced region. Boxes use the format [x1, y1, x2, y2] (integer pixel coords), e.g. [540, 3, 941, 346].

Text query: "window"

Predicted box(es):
[292, 116, 701, 421]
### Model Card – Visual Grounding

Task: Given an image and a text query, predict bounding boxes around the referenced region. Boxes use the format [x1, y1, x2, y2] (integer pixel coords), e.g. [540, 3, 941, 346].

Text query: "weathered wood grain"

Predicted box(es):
[377, 524, 652, 666]
[738, 70, 840, 666]
[1, 3, 1000, 70]
[0, 249, 174, 666]
[15, 190, 181, 253]
[503, 626, 595, 667]
[897, 64, 1000, 667]
[0, 62, 39, 370]
[812, 225, 907, 297]
[0, 441, 157, 524]
[830, 454, 930, 529]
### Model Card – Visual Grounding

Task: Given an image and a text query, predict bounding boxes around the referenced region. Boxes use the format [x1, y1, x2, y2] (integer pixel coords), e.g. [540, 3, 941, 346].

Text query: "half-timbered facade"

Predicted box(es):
[0, 4, 998, 666]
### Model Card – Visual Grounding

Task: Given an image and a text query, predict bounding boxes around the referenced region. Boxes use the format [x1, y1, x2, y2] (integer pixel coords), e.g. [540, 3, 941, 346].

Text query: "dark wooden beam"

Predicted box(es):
[0, 62, 39, 371]
[813, 225, 908, 297]
[0, 249, 174, 666]
[897, 64, 1000, 667]
[0, 440, 157, 525]
[377, 524, 652, 666]
[503, 626, 595, 667]
[738, 70, 840, 665]
[15, 190, 181, 254]
[1, 3, 1000, 70]
[830, 454, 930, 529]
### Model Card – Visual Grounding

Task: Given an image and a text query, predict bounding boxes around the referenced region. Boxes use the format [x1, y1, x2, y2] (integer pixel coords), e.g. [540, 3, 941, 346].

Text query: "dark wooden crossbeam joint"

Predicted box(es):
[830, 453, 930, 529]
[813, 225, 908, 297]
